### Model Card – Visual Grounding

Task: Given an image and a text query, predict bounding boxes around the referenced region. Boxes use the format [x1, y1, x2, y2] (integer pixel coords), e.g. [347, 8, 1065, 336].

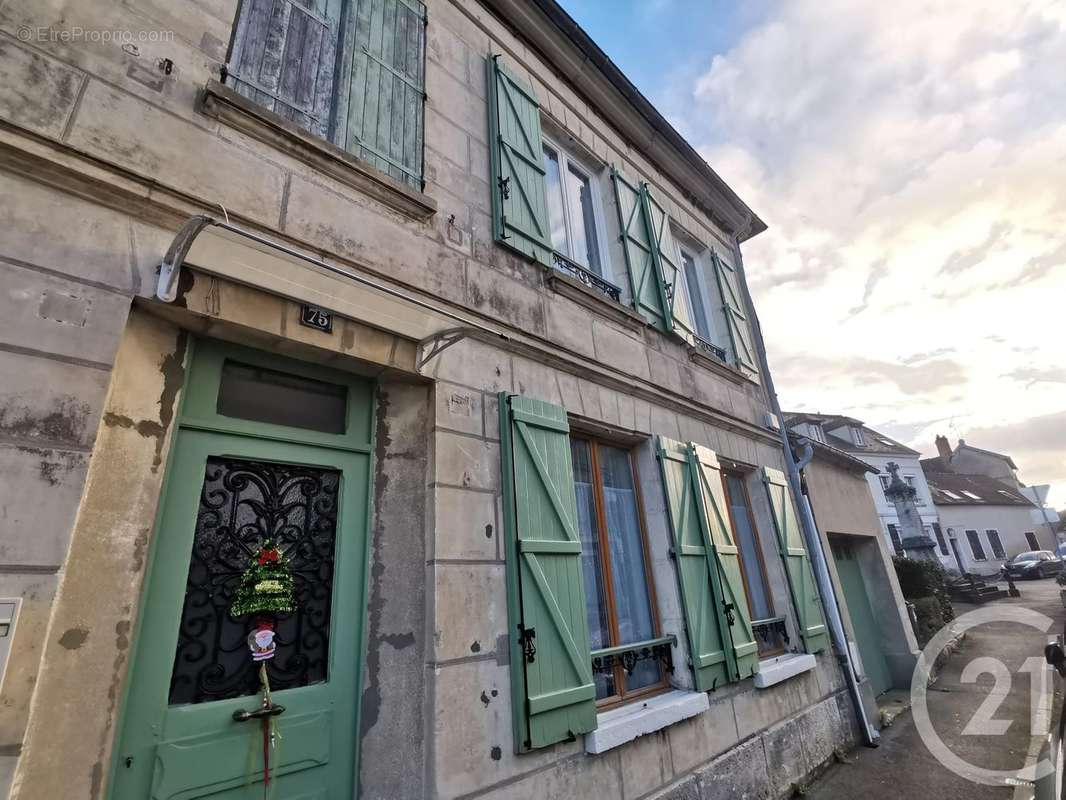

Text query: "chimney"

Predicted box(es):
[935, 435, 952, 461]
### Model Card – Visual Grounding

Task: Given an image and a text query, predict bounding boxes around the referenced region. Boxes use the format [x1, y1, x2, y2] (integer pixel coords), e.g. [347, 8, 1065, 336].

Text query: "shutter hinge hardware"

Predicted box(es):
[722, 601, 736, 626]
[517, 624, 537, 663]
[498, 176, 511, 200]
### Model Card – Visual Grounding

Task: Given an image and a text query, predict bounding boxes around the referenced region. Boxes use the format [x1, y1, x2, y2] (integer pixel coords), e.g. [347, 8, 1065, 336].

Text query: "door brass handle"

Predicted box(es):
[232, 703, 285, 722]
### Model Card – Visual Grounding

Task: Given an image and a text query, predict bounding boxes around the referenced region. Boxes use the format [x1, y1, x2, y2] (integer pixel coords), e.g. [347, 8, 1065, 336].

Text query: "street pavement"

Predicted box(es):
[807, 577, 1065, 800]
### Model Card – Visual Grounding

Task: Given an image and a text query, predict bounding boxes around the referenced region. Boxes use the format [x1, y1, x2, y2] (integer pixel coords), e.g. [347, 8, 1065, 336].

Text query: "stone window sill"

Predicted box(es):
[584, 689, 709, 754]
[544, 269, 647, 333]
[685, 343, 751, 385]
[753, 653, 816, 689]
[197, 79, 437, 222]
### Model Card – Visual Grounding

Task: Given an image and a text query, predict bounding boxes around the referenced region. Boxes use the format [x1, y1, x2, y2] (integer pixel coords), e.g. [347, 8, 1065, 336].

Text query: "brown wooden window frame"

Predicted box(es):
[720, 469, 784, 658]
[570, 434, 669, 710]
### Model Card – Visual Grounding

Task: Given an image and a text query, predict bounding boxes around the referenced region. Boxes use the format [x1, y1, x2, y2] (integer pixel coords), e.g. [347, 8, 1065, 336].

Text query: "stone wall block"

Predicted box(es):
[434, 487, 498, 561]
[431, 659, 580, 799]
[0, 266, 131, 367]
[592, 321, 651, 381]
[0, 39, 83, 138]
[67, 82, 286, 229]
[619, 729, 672, 800]
[434, 431, 498, 491]
[695, 735, 771, 800]
[667, 695, 738, 775]
[432, 563, 505, 662]
[435, 382, 483, 436]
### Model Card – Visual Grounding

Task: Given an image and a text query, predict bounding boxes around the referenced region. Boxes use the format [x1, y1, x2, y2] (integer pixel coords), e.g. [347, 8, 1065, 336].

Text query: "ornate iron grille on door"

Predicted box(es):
[168, 457, 340, 705]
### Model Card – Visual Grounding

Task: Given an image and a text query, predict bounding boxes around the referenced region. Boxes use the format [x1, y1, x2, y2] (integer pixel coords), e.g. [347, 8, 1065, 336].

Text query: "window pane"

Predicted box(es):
[217, 361, 347, 434]
[542, 145, 569, 255]
[565, 164, 602, 274]
[724, 475, 774, 621]
[966, 530, 986, 559]
[598, 445, 660, 691]
[681, 251, 711, 340]
[570, 439, 613, 699]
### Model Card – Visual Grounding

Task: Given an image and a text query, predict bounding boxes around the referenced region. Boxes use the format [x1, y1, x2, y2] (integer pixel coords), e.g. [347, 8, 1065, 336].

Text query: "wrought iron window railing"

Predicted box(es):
[691, 334, 728, 363]
[590, 634, 676, 677]
[552, 252, 622, 303]
[751, 616, 789, 653]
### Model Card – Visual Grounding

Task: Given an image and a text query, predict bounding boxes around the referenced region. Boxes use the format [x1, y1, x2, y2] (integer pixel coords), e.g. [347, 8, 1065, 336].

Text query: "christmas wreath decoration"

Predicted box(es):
[231, 541, 296, 618]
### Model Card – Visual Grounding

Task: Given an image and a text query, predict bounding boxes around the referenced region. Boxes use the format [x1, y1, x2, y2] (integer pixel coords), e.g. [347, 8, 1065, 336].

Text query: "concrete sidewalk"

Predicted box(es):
[806, 579, 1065, 800]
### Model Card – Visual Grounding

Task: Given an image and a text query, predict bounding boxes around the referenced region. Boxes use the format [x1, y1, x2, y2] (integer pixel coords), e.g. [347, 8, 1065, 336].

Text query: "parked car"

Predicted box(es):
[1003, 551, 1064, 580]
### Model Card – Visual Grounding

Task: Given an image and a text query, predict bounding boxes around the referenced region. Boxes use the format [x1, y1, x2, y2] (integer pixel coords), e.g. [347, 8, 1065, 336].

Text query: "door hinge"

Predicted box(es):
[517, 624, 536, 663]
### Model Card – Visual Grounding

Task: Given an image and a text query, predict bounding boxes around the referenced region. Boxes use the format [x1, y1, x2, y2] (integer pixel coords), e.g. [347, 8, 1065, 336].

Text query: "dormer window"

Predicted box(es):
[850, 426, 865, 446]
[807, 424, 826, 444]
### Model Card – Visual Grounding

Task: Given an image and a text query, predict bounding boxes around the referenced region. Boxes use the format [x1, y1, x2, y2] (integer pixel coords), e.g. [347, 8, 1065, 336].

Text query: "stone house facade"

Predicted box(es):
[0, 1, 861, 798]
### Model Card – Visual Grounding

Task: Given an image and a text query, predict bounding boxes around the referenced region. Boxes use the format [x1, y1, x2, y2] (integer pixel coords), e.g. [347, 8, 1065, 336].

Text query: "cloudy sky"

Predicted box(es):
[565, 0, 1066, 507]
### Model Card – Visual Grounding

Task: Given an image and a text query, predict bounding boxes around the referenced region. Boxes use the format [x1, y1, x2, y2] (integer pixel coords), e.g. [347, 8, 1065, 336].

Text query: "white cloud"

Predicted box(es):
[680, 0, 1066, 504]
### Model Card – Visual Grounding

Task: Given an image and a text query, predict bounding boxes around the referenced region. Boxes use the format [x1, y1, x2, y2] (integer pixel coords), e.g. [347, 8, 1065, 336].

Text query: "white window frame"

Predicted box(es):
[673, 236, 729, 352]
[807, 424, 826, 444]
[541, 134, 612, 279]
[1025, 531, 1040, 550]
[850, 427, 866, 446]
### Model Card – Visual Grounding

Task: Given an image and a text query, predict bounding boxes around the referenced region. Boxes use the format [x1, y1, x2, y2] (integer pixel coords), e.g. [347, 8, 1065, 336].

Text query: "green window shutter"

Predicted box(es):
[334, 0, 427, 189]
[691, 445, 759, 679]
[227, 0, 347, 142]
[486, 57, 553, 267]
[762, 468, 829, 654]
[658, 437, 756, 689]
[499, 394, 596, 751]
[710, 250, 758, 374]
[643, 185, 697, 341]
[612, 169, 671, 332]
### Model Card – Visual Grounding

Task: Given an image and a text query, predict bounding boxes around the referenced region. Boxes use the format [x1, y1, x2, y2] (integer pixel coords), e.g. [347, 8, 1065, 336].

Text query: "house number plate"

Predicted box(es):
[299, 304, 333, 334]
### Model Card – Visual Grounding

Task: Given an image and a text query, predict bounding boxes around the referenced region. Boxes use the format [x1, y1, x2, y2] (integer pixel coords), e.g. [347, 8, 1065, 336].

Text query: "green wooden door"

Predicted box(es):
[111, 341, 373, 800]
[832, 542, 892, 697]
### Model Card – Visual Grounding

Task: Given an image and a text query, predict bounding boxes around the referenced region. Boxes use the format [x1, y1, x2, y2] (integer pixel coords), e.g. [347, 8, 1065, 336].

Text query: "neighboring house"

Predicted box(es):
[786, 414, 955, 570]
[921, 472, 1055, 575]
[793, 434, 919, 704]
[0, 2, 864, 800]
[927, 435, 1023, 488]
[921, 436, 1058, 574]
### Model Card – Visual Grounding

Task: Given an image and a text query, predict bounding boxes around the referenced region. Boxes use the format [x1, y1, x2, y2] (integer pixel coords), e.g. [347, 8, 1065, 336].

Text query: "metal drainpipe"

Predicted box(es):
[730, 227, 880, 747]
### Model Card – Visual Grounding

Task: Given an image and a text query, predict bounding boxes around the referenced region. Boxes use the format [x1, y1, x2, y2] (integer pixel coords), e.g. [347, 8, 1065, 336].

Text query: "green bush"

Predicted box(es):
[893, 556, 955, 621]
[911, 596, 946, 646]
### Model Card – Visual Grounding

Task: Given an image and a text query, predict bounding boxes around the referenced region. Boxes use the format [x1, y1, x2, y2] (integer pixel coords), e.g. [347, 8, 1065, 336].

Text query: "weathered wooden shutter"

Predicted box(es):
[643, 185, 696, 341]
[692, 445, 759, 679]
[710, 250, 758, 375]
[334, 0, 427, 189]
[486, 57, 553, 267]
[227, 0, 346, 141]
[499, 394, 596, 751]
[762, 468, 829, 654]
[612, 169, 671, 332]
[658, 437, 757, 689]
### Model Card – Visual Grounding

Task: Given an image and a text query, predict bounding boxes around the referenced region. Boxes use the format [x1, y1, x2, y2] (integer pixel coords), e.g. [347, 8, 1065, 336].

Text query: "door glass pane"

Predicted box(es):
[565, 164, 602, 274]
[168, 457, 339, 705]
[570, 439, 613, 699]
[543, 144, 569, 256]
[598, 445, 659, 691]
[724, 474, 774, 621]
[217, 361, 347, 434]
[681, 251, 711, 339]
